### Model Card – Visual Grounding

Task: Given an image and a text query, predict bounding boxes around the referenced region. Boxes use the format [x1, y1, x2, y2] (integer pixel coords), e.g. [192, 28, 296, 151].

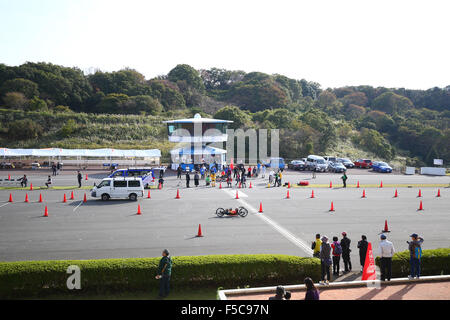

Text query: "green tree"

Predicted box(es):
[60, 119, 77, 137]
[372, 91, 413, 114]
[0, 78, 39, 98]
[2, 92, 28, 109]
[27, 97, 48, 111]
[214, 105, 251, 129]
[8, 119, 43, 140]
[168, 64, 205, 93]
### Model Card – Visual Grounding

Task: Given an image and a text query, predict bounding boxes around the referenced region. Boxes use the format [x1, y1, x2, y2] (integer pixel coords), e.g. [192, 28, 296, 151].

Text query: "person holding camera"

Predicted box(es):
[407, 233, 424, 279]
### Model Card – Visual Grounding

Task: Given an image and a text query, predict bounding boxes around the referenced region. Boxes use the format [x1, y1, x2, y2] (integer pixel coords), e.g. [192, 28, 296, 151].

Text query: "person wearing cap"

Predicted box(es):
[407, 233, 424, 279]
[319, 236, 332, 284]
[156, 249, 173, 298]
[378, 234, 395, 281]
[357, 235, 369, 272]
[340, 232, 352, 273]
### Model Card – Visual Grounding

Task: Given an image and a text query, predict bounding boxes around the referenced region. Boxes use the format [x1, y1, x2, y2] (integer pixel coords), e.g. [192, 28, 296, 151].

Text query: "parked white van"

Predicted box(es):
[306, 155, 328, 172]
[91, 177, 144, 201]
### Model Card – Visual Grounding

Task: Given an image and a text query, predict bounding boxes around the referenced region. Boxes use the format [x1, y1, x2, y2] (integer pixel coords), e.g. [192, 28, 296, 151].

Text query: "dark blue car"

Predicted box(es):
[372, 161, 392, 173]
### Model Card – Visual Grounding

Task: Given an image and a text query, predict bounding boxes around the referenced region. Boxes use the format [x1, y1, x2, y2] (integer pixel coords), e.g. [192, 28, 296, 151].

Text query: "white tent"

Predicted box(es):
[0, 148, 161, 158]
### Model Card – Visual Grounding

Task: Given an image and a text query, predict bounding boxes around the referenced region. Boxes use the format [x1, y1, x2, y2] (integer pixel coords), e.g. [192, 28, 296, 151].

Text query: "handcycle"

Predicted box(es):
[215, 206, 248, 218]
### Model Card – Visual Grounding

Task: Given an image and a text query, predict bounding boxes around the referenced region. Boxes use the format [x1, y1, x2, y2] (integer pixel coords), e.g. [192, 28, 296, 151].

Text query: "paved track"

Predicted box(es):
[0, 171, 449, 265]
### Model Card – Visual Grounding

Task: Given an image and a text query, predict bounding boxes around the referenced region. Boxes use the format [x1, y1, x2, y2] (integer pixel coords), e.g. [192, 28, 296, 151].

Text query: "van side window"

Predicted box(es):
[112, 171, 123, 177]
[128, 180, 141, 188]
[97, 180, 110, 188]
[113, 181, 127, 188]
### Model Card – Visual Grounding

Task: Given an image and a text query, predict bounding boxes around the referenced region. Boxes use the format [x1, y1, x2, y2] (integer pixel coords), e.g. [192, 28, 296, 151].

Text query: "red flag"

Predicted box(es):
[362, 242, 377, 280]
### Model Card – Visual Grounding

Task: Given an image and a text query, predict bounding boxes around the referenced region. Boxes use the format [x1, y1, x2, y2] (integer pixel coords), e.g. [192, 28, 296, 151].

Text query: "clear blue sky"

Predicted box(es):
[1, 0, 449, 89]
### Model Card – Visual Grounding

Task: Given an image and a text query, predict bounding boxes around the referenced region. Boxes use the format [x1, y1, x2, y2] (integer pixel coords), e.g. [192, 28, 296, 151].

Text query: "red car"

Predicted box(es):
[354, 159, 372, 168]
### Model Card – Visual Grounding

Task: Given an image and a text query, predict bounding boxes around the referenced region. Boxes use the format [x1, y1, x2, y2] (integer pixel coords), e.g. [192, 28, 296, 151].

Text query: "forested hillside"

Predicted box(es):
[0, 62, 449, 166]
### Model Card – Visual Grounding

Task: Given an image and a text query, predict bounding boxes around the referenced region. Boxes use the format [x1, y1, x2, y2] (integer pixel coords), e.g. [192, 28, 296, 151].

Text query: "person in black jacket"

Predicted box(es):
[185, 171, 191, 188]
[340, 232, 352, 272]
[357, 235, 369, 272]
[177, 165, 182, 179]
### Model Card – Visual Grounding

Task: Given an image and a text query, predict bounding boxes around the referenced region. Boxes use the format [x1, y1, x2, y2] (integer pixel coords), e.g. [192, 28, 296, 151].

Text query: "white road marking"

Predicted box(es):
[222, 188, 249, 198]
[222, 189, 313, 256]
[73, 201, 83, 212]
[0, 202, 11, 208]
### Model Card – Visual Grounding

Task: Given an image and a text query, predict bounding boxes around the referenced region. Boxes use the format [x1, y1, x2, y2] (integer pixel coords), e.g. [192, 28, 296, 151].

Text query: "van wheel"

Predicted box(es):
[101, 194, 110, 201]
[129, 193, 137, 201]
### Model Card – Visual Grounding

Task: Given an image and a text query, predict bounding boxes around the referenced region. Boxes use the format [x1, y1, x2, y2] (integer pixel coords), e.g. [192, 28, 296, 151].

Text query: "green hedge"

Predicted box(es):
[0, 254, 320, 299]
[375, 248, 450, 278]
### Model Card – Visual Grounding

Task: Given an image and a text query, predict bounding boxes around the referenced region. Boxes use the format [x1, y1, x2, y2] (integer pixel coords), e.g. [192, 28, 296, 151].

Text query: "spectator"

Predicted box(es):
[304, 277, 320, 300]
[277, 170, 283, 187]
[159, 169, 164, 179]
[45, 175, 52, 188]
[18, 174, 28, 188]
[200, 166, 205, 179]
[268, 285, 289, 300]
[252, 166, 257, 177]
[194, 171, 200, 187]
[205, 174, 211, 186]
[56, 162, 62, 175]
[241, 173, 246, 188]
[158, 177, 164, 188]
[77, 171, 82, 188]
[185, 171, 191, 188]
[284, 291, 291, 300]
[341, 232, 352, 273]
[177, 165, 182, 179]
[341, 172, 348, 188]
[156, 249, 172, 299]
[312, 169, 316, 179]
[261, 165, 266, 178]
[319, 236, 332, 285]
[407, 233, 424, 279]
[357, 235, 369, 272]
[378, 234, 395, 281]
[331, 236, 342, 276]
[311, 233, 322, 258]
[211, 171, 216, 188]
[226, 175, 232, 188]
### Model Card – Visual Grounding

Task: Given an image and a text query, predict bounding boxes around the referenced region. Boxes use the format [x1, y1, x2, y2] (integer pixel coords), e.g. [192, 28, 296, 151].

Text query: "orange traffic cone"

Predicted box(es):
[85, 174, 88, 180]
[25, 194, 29, 203]
[286, 190, 290, 199]
[8, 174, 11, 180]
[175, 189, 180, 199]
[43, 206, 48, 217]
[394, 189, 398, 198]
[219, 183, 222, 189]
[137, 205, 142, 215]
[259, 202, 263, 213]
[70, 191, 74, 200]
[330, 181, 333, 188]
[380, 181, 383, 188]
[158, 182, 162, 190]
[356, 181, 360, 188]
[63, 194, 67, 203]
[288, 182, 291, 189]
[362, 189, 366, 198]
[39, 193, 43, 203]
[196, 224, 204, 237]
[437, 189, 441, 197]
[83, 193, 87, 203]
[330, 201, 335, 212]
[249, 182, 252, 189]
[311, 190, 315, 198]
[8, 193, 13, 202]
[30, 183, 33, 191]
[147, 190, 151, 199]
[418, 189, 422, 197]
[382, 220, 390, 233]
[418, 200, 423, 211]
[235, 190, 239, 199]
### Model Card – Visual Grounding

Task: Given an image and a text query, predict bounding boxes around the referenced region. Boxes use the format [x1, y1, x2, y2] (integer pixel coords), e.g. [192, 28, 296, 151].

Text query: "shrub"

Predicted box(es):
[0, 254, 320, 299]
[375, 248, 450, 278]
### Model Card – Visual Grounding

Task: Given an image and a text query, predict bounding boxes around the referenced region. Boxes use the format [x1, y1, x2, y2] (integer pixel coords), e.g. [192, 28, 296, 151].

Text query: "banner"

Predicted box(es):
[362, 242, 376, 280]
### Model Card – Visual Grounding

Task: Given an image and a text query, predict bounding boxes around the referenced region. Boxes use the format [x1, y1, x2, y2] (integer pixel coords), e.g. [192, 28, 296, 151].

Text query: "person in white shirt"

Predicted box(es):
[378, 234, 395, 281]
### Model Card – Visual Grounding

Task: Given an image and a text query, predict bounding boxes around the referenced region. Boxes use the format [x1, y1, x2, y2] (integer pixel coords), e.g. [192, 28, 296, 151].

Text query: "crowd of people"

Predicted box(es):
[311, 232, 425, 285]
[177, 162, 287, 188]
